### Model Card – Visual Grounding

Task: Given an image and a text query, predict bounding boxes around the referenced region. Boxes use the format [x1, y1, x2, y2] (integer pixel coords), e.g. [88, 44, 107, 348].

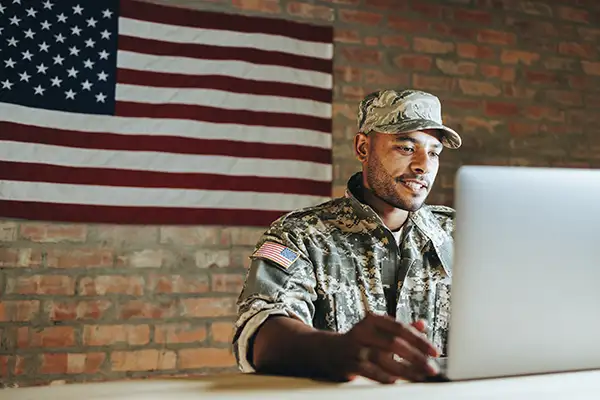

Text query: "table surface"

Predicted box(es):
[2, 369, 600, 400]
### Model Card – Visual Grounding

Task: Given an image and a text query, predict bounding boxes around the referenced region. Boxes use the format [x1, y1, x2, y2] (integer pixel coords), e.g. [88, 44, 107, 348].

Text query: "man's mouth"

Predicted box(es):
[399, 179, 428, 192]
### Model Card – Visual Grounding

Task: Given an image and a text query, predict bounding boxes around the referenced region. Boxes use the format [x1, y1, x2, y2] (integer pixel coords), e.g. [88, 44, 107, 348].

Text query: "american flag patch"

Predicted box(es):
[252, 241, 299, 269]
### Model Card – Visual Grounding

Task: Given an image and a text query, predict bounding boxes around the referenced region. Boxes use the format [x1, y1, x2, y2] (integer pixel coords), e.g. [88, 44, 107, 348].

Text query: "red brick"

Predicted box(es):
[525, 70, 559, 85]
[463, 116, 503, 134]
[287, 2, 334, 21]
[79, 275, 144, 296]
[520, 1, 552, 16]
[443, 99, 481, 110]
[178, 348, 235, 369]
[0, 355, 9, 377]
[501, 50, 540, 65]
[388, 17, 429, 33]
[119, 299, 179, 320]
[321, 0, 359, 4]
[559, 42, 596, 59]
[333, 103, 355, 120]
[338, 9, 382, 25]
[364, 70, 409, 85]
[457, 43, 495, 60]
[413, 75, 454, 92]
[41, 353, 68, 375]
[83, 324, 150, 346]
[67, 353, 105, 374]
[582, 61, 600, 76]
[341, 47, 381, 65]
[91, 226, 158, 246]
[0, 222, 17, 241]
[485, 102, 519, 117]
[568, 75, 596, 90]
[14, 355, 32, 376]
[211, 274, 244, 293]
[182, 297, 237, 318]
[544, 57, 577, 71]
[380, 35, 409, 48]
[50, 300, 112, 321]
[195, 249, 230, 268]
[0, 248, 42, 267]
[7, 275, 75, 295]
[340, 86, 368, 101]
[365, 0, 409, 10]
[229, 247, 253, 269]
[585, 94, 600, 108]
[148, 274, 209, 294]
[210, 322, 234, 344]
[413, 37, 454, 54]
[0, 300, 40, 322]
[503, 84, 536, 100]
[433, 23, 476, 40]
[116, 249, 175, 268]
[524, 106, 565, 122]
[411, 2, 444, 18]
[435, 59, 477, 76]
[363, 36, 378, 46]
[546, 91, 583, 106]
[509, 122, 539, 137]
[232, 0, 280, 13]
[454, 9, 493, 24]
[505, 17, 557, 37]
[46, 248, 113, 269]
[159, 227, 227, 247]
[557, 6, 590, 23]
[111, 349, 176, 372]
[19, 223, 86, 243]
[458, 79, 501, 97]
[480, 64, 515, 82]
[394, 54, 432, 71]
[154, 323, 207, 344]
[23, 326, 76, 348]
[477, 29, 516, 45]
[579, 27, 600, 41]
[334, 29, 361, 43]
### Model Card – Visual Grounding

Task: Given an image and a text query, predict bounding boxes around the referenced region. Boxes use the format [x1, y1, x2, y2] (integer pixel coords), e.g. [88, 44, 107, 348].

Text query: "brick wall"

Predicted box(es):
[1, 0, 599, 388]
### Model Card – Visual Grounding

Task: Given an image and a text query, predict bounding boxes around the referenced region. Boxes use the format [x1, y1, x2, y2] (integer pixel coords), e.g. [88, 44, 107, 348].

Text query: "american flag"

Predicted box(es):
[0, 0, 333, 226]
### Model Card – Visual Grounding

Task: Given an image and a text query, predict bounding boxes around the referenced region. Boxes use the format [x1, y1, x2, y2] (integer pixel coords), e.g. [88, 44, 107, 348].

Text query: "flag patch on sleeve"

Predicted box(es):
[252, 241, 299, 269]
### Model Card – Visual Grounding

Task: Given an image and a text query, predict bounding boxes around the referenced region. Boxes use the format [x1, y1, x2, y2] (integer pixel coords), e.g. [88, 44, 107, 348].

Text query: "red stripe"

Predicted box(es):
[117, 68, 332, 103]
[0, 162, 332, 197]
[115, 102, 332, 134]
[0, 122, 331, 164]
[120, 0, 333, 44]
[118, 35, 332, 74]
[0, 200, 285, 226]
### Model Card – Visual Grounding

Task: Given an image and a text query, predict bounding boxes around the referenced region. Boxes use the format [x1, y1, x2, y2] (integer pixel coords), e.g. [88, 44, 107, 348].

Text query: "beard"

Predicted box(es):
[365, 153, 430, 212]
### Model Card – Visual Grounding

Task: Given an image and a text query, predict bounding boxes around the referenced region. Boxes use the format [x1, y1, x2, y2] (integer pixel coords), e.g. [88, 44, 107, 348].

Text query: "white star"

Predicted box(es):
[36, 63, 48, 74]
[7, 37, 18, 47]
[19, 71, 31, 82]
[24, 29, 35, 39]
[82, 80, 92, 90]
[9, 16, 20, 26]
[12, 0, 21, 4]
[43, 0, 53, 10]
[86, 17, 97, 27]
[69, 46, 80, 56]
[26, 8, 37, 17]
[57, 13, 67, 23]
[96, 92, 106, 103]
[1, 80, 13, 90]
[21, 50, 33, 60]
[98, 50, 109, 60]
[65, 89, 76, 99]
[4, 58, 16, 68]
[0, 27, 3, 35]
[97, 71, 108, 81]
[34, 85, 45, 95]
[51, 76, 62, 87]
[102, 9, 113, 18]
[53, 54, 64, 65]
[100, 30, 111, 40]
[55, 33, 65, 43]
[83, 59, 94, 69]
[67, 67, 78, 78]
[71, 26, 81, 36]
[73, 5, 83, 15]
[0, 4, 5, 14]
[41, 20, 51, 30]
[85, 38, 95, 48]
[39, 42, 50, 52]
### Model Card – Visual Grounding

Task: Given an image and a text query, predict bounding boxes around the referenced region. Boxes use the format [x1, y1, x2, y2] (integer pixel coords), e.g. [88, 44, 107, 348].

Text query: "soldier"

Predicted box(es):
[232, 89, 462, 384]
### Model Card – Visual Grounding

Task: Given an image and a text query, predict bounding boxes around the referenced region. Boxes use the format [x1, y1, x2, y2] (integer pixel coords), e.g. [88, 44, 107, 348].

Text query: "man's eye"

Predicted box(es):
[430, 152, 440, 158]
[396, 146, 414, 153]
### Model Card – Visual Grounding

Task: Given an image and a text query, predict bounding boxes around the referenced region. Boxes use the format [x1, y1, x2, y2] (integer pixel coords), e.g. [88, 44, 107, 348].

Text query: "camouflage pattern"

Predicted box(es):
[357, 89, 462, 149]
[232, 172, 455, 373]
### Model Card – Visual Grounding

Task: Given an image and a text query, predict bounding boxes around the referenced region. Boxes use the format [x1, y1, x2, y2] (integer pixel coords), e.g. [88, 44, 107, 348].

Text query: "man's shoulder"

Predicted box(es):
[420, 204, 456, 235]
[270, 196, 350, 232]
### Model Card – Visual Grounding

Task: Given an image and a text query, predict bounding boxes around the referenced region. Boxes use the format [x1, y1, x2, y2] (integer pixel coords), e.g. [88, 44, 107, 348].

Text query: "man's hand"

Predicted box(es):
[326, 313, 441, 384]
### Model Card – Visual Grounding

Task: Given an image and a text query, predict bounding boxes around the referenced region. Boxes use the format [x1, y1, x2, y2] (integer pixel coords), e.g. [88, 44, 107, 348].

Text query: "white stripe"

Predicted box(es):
[119, 17, 333, 61]
[0, 103, 332, 150]
[0, 141, 332, 182]
[117, 51, 332, 90]
[115, 85, 332, 119]
[0, 181, 329, 211]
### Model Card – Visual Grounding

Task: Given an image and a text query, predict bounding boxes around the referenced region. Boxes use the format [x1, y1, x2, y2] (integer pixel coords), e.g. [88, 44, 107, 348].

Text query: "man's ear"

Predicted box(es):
[354, 132, 369, 162]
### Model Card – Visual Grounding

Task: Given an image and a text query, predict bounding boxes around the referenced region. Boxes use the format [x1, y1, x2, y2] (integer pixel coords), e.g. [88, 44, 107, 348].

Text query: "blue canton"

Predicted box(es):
[279, 247, 297, 262]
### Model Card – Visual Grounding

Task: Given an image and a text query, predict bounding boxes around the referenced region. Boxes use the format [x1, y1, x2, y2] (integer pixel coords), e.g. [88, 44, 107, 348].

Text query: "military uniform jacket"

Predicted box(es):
[232, 173, 455, 373]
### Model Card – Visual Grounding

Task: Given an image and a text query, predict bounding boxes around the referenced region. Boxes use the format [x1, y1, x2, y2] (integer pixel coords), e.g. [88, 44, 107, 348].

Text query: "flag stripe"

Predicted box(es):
[0, 141, 332, 181]
[119, 0, 334, 45]
[0, 200, 287, 226]
[118, 34, 332, 73]
[116, 51, 332, 90]
[115, 101, 332, 133]
[0, 104, 332, 149]
[0, 180, 329, 210]
[116, 68, 332, 103]
[0, 161, 332, 196]
[114, 85, 331, 119]
[0, 123, 331, 164]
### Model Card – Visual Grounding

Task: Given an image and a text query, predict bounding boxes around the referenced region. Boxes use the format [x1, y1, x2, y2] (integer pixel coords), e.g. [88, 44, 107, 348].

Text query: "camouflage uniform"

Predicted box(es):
[232, 89, 461, 373]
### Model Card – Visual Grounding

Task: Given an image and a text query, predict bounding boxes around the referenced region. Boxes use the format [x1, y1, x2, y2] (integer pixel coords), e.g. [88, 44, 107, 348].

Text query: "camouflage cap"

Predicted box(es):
[357, 89, 462, 149]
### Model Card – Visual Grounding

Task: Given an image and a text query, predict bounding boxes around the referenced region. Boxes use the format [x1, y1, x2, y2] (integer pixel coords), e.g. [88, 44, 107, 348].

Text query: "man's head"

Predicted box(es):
[353, 89, 462, 212]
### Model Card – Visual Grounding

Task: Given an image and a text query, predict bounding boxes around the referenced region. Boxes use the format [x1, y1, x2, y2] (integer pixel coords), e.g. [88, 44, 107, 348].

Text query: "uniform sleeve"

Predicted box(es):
[231, 225, 318, 373]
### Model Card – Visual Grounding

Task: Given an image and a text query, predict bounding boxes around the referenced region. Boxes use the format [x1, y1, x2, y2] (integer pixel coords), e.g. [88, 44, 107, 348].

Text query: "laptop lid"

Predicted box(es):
[445, 165, 600, 381]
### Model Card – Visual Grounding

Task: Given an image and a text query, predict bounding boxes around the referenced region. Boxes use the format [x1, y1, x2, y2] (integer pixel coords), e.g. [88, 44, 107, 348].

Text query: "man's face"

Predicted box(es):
[359, 129, 443, 212]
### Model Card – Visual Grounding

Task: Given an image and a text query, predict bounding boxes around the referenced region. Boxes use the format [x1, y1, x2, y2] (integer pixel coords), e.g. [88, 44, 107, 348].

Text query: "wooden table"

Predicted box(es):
[2, 370, 600, 400]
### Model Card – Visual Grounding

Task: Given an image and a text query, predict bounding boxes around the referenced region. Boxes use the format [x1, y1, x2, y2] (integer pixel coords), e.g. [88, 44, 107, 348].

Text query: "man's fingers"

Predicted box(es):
[368, 314, 439, 357]
[411, 319, 428, 333]
[355, 360, 398, 384]
[374, 352, 427, 383]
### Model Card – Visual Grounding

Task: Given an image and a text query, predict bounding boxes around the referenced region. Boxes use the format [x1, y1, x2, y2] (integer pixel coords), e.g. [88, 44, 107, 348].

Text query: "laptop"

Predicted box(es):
[427, 165, 600, 382]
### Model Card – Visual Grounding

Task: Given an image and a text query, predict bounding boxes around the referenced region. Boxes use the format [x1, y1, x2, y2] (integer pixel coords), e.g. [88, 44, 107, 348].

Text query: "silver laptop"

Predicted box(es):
[431, 165, 600, 382]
